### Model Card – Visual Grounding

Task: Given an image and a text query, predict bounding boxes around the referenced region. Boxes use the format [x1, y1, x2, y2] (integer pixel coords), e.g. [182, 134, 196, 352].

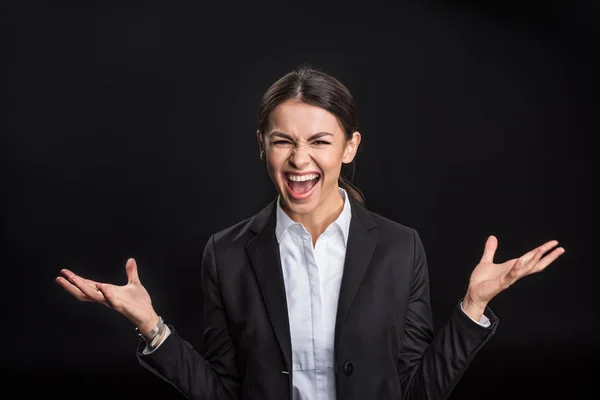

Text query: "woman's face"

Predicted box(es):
[257, 100, 360, 218]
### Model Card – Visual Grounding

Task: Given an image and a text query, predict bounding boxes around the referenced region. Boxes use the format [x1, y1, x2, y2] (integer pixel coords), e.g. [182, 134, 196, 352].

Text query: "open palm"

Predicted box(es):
[466, 235, 565, 308]
[56, 258, 158, 332]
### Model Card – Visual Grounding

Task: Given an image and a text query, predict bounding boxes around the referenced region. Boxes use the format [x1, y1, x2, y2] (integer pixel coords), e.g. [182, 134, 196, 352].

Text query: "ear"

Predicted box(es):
[256, 130, 263, 150]
[257, 130, 265, 161]
[342, 131, 361, 164]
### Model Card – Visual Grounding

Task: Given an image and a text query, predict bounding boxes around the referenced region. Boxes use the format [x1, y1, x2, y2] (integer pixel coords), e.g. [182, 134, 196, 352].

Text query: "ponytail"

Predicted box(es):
[339, 174, 366, 208]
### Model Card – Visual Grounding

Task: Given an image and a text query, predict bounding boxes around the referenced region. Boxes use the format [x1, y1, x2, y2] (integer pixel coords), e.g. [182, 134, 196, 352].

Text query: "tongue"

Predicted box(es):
[289, 178, 318, 194]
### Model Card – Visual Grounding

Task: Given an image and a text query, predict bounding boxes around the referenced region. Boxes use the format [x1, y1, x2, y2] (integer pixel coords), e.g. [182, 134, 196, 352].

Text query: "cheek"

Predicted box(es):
[264, 156, 283, 181]
[318, 153, 344, 175]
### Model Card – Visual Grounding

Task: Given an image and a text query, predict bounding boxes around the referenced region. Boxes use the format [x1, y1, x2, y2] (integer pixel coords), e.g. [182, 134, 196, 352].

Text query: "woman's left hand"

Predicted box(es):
[462, 235, 565, 319]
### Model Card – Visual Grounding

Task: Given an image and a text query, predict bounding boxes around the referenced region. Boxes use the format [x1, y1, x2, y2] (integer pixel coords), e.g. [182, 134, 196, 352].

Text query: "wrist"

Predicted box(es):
[136, 311, 160, 335]
[462, 292, 488, 321]
[136, 315, 166, 349]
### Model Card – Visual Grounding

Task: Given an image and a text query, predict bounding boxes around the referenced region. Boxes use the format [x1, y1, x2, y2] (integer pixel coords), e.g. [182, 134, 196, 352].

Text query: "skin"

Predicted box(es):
[257, 99, 360, 245]
[55, 99, 565, 343]
[462, 236, 565, 320]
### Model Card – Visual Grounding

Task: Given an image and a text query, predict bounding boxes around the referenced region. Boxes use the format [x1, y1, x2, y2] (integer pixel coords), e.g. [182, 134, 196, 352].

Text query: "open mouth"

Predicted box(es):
[284, 173, 321, 199]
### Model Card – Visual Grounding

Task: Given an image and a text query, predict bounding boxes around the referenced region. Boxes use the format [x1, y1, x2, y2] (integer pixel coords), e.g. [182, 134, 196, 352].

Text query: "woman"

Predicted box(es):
[56, 66, 565, 399]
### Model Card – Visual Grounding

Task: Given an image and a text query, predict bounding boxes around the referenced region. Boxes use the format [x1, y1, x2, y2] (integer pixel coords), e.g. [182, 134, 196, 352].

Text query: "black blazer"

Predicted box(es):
[138, 196, 498, 399]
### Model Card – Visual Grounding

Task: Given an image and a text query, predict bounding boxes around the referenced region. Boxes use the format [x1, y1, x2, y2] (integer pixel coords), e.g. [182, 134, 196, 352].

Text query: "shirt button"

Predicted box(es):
[343, 361, 354, 376]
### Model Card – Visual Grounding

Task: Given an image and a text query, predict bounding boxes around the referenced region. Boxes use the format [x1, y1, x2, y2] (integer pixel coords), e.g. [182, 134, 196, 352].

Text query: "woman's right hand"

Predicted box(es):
[56, 258, 160, 333]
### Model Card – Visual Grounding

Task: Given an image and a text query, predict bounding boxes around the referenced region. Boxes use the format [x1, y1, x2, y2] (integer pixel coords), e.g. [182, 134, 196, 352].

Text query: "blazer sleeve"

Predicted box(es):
[136, 233, 240, 399]
[397, 229, 498, 400]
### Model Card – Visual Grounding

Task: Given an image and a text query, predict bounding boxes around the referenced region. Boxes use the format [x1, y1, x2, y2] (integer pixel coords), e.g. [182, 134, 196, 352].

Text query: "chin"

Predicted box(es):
[280, 181, 341, 218]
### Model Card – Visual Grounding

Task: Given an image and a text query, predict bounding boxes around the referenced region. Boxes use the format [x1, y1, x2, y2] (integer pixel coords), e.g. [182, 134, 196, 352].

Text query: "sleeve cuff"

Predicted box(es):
[141, 325, 173, 355]
[460, 300, 492, 328]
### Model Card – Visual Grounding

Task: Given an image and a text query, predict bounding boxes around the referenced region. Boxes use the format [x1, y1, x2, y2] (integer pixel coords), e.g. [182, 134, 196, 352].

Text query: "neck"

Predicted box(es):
[282, 188, 344, 245]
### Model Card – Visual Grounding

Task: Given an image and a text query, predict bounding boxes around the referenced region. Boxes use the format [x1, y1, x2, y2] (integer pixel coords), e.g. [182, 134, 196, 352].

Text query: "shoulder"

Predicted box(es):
[368, 208, 415, 235]
[207, 199, 276, 250]
[208, 215, 255, 249]
[359, 206, 428, 270]
[354, 201, 419, 245]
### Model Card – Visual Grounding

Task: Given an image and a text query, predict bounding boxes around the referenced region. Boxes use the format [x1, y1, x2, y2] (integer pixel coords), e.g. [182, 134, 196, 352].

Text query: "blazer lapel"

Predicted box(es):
[245, 198, 293, 372]
[334, 198, 378, 345]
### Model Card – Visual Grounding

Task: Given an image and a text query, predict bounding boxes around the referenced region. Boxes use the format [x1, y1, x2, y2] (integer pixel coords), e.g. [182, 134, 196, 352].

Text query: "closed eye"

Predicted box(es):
[271, 140, 330, 145]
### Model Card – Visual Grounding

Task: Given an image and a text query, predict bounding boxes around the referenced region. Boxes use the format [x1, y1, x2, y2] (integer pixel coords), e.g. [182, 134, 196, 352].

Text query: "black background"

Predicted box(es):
[1, 1, 598, 398]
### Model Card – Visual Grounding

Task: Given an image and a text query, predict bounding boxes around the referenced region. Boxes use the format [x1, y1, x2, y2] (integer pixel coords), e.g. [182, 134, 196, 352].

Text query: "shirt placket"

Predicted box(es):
[302, 231, 328, 400]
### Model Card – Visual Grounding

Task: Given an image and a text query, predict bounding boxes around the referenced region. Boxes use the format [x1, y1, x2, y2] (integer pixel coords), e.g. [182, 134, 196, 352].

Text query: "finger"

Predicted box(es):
[520, 240, 559, 265]
[60, 268, 79, 281]
[511, 246, 545, 279]
[508, 258, 523, 280]
[68, 275, 105, 303]
[480, 235, 498, 264]
[514, 247, 544, 277]
[125, 258, 140, 284]
[95, 283, 119, 310]
[55, 276, 92, 302]
[517, 247, 538, 265]
[501, 258, 522, 288]
[60, 269, 101, 287]
[83, 277, 101, 287]
[58, 269, 94, 300]
[531, 246, 565, 274]
[537, 240, 560, 258]
[519, 240, 560, 274]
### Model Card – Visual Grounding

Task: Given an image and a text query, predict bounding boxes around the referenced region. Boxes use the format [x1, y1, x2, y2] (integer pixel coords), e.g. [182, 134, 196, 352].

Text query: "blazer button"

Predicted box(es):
[343, 362, 354, 376]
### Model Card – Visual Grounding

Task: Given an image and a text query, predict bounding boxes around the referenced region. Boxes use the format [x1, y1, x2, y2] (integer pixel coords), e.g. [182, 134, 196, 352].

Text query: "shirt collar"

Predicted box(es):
[275, 187, 352, 246]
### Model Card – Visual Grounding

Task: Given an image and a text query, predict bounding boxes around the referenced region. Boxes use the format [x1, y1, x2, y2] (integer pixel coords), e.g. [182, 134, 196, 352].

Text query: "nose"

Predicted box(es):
[288, 144, 312, 168]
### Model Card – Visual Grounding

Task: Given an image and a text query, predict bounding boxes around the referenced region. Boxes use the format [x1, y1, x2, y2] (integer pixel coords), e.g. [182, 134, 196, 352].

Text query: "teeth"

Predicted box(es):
[287, 173, 319, 182]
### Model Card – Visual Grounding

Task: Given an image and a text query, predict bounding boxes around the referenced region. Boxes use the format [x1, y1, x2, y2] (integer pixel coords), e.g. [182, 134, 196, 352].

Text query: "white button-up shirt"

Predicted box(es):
[275, 187, 351, 400]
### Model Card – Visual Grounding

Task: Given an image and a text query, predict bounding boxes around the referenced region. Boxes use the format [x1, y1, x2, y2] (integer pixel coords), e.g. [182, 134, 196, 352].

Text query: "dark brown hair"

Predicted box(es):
[257, 65, 366, 207]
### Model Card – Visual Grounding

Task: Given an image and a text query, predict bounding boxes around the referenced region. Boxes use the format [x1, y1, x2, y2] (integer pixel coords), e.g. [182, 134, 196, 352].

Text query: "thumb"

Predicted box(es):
[125, 258, 140, 284]
[480, 235, 498, 264]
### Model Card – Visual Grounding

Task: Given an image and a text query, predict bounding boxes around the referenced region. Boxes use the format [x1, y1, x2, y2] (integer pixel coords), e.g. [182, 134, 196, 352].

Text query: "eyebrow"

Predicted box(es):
[270, 131, 333, 141]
